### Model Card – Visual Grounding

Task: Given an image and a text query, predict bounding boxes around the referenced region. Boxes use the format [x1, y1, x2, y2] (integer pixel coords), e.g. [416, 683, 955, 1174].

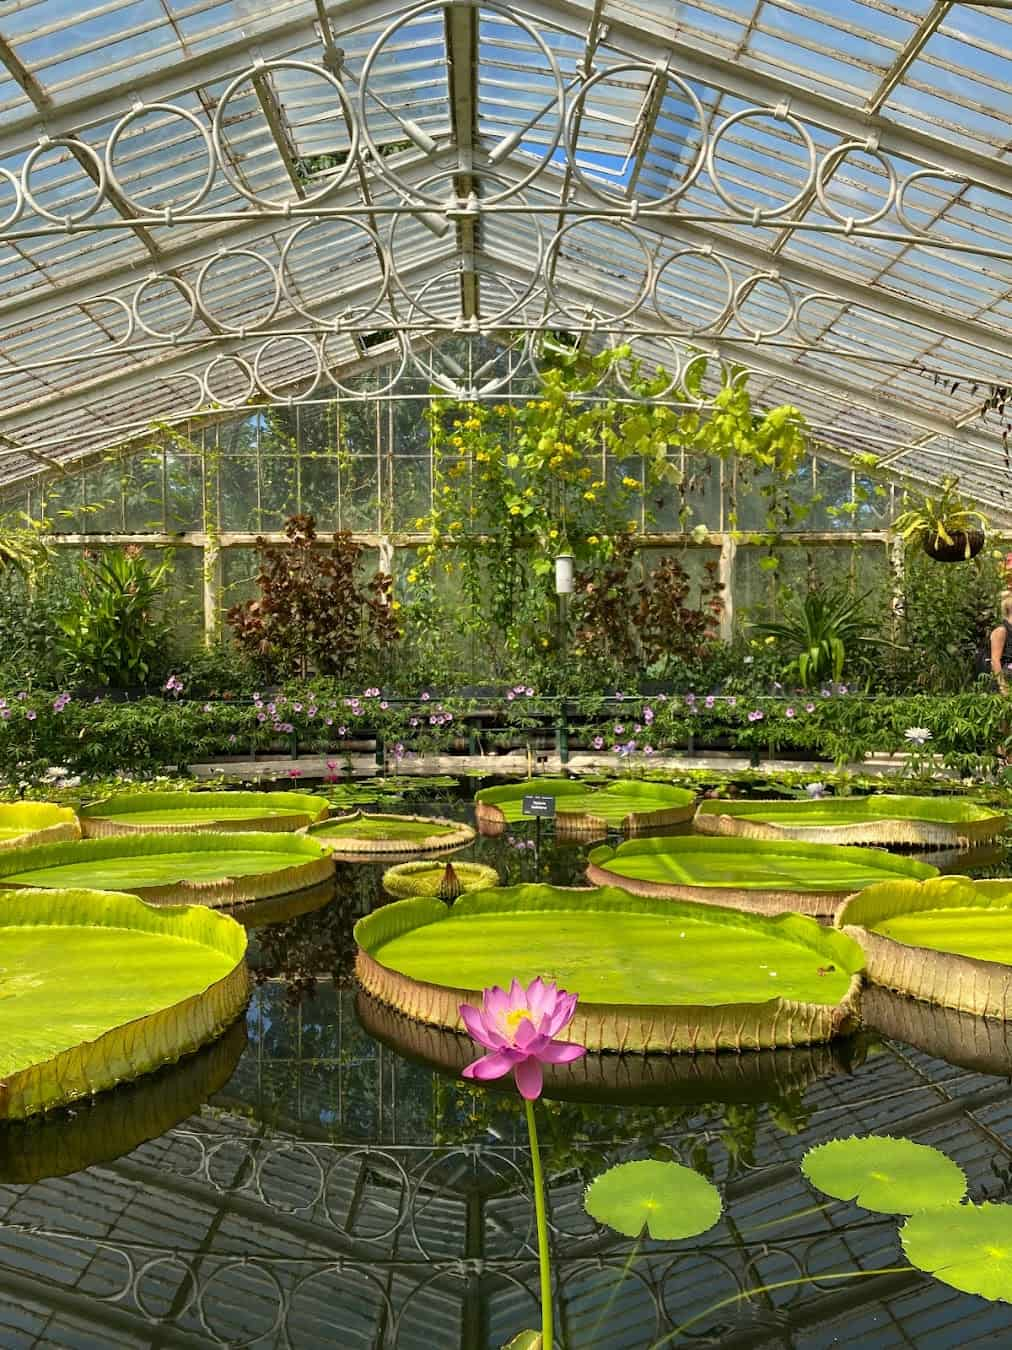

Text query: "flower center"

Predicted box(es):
[503, 1007, 533, 1034]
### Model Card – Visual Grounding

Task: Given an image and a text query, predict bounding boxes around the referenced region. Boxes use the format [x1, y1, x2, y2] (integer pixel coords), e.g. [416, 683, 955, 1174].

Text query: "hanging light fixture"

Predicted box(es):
[554, 552, 574, 594]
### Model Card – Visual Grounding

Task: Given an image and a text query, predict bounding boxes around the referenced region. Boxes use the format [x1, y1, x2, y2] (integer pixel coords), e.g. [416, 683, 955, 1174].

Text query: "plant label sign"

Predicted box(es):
[522, 794, 556, 818]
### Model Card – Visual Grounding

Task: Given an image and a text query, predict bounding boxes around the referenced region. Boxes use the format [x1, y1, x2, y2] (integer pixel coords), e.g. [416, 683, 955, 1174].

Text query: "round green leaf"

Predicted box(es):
[584, 1159, 722, 1240]
[801, 1135, 966, 1214]
[901, 1203, 1012, 1301]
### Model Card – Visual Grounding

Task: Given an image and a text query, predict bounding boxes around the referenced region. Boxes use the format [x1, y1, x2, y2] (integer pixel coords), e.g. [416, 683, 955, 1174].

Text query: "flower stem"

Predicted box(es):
[524, 1097, 553, 1350]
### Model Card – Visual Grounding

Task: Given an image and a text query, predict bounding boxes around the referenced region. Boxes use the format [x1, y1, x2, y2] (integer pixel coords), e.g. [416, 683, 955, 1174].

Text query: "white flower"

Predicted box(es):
[904, 727, 932, 745]
[805, 782, 826, 799]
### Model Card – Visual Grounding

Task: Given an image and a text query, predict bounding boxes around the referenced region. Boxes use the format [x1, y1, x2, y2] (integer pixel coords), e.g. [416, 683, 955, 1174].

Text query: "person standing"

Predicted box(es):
[989, 593, 1012, 694]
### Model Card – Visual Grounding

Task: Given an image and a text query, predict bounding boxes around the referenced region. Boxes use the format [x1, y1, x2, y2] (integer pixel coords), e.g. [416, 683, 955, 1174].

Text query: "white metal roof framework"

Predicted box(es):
[1, 0, 1011, 515]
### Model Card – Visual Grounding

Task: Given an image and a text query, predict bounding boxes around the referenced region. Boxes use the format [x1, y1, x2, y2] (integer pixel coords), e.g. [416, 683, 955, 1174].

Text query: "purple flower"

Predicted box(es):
[293, 702, 303, 713]
[614, 724, 624, 735]
[25, 710, 36, 721]
[643, 707, 654, 724]
[727, 696, 737, 708]
[307, 707, 318, 718]
[324, 717, 333, 726]
[410, 717, 419, 727]
[615, 691, 625, 701]
[380, 701, 389, 710]
[805, 702, 815, 713]
[684, 693, 696, 706]
[257, 713, 266, 723]
[525, 686, 534, 697]
[421, 692, 431, 702]
[820, 688, 831, 699]
[643, 745, 654, 755]
[785, 706, 796, 718]
[704, 695, 715, 709]
[592, 735, 604, 750]
[748, 709, 764, 722]
[338, 725, 347, 736]
[460, 978, 586, 1101]
[507, 690, 516, 701]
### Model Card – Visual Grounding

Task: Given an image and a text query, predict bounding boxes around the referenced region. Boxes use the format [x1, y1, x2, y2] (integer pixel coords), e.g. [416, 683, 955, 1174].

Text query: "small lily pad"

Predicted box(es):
[802, 1135, 967, 1214]
[503, 1333, 541, 1349]
[901, 1203, 1012, 1301]
[584, 1159, 722, 1240]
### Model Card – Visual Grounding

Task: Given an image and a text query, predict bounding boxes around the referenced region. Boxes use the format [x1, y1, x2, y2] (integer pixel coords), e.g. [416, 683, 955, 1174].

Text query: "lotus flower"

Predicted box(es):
[905, 727, 932, 745]
[460, 978, 587, 1100]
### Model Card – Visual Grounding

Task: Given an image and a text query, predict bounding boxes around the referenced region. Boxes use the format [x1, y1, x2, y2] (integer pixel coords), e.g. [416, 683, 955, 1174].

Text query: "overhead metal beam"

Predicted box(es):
[0, 0, 403, 162]
[0, 245, 457, 440]
[521, 0, 1012, 197]
[445, 1, 479, 321]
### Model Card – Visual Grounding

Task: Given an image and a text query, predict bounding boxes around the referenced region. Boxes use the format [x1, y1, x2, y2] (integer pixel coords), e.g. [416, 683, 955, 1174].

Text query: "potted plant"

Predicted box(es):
[892, 478, 988, 562]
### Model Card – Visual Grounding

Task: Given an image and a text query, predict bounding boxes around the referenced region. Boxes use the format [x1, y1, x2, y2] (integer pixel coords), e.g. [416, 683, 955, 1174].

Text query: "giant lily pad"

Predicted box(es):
[382, 859, 500, 900]
[836, 876, 1012, 1016]
[0, 832, 334, 907]
[354, 884, 865, 1051]
[475, 777, 695, 838]
[861, 985, 1012, 1078]
[356, 990, 864, 1104]
[80, 789, 328, 837]
[0, 802, 80, 849]
[585, 1159, 722, 1239]
[801, 1136, 967, 1214]
[304, 810, 474, 858]
[901, 1203, 1012, 1301]
[0, 1017, 246, 1182]
[694, 794, 1005, 848]
[0, 888, 249, 1119]
[356, 990, 865, 1104]
[587, 836, 937, 917]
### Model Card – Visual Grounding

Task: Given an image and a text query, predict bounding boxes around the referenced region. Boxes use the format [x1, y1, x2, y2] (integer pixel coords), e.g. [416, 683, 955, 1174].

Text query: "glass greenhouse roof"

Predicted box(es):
[0, 0, 1010, 515]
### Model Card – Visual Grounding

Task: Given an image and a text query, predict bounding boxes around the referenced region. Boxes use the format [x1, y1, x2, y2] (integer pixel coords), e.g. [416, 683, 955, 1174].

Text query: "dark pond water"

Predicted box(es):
[2, 800, 1012, 1348]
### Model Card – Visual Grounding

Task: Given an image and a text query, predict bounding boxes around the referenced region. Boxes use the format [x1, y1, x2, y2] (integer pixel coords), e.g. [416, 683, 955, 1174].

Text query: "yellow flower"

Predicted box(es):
[509, 505, 521, 515]
[583, 491, 596, 502]
[391, 600, 401, 611]
[407, 569, 419, 583]
[587, 535, 599, 545]
[765, 635, 776, 645]
[622, 476, 640, 489]
[548, 528, 558, 540]
[414, 517, 425, 529]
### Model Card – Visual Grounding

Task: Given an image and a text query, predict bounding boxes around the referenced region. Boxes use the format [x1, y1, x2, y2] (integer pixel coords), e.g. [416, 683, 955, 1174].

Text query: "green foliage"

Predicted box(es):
[0, 511, 53, 580]
[584, 1159, 722, 1239]
[887, 544, 1004, 693]
[802, 1136, 967, 1214]
[901, 1203, 1012, 1300]
[750, 584, 893, 687]
[892, 476, 988, 554]
[228, 514, 398, 682]
[55, 546, 172, 688]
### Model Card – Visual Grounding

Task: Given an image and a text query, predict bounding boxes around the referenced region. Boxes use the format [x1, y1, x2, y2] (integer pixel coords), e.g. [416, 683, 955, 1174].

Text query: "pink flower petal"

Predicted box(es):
[483, 985, 510, 1018]
[507, 977, 525, 1008]
[460, 1003, 505, 1049]
[544, 992, 578, 1036]
[513, 1018, 543, 1050]
[513, 1056, 544, 1100]
[462, 1049, 522, 1081]
[539, 1040, 587, 1063]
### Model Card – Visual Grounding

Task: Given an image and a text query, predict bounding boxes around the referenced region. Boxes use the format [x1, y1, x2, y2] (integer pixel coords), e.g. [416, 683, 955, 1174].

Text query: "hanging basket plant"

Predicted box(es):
[892, 477, 988, 564]
[922, 528, 985, 563]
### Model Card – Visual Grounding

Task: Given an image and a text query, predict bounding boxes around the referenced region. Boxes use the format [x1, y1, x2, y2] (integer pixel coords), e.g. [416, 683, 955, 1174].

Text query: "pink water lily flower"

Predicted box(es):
[460, 978, 587, 1100]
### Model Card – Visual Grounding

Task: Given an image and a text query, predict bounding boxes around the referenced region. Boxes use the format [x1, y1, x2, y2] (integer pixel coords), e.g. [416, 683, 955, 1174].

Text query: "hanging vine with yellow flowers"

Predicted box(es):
[403, 342, 813, 678]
